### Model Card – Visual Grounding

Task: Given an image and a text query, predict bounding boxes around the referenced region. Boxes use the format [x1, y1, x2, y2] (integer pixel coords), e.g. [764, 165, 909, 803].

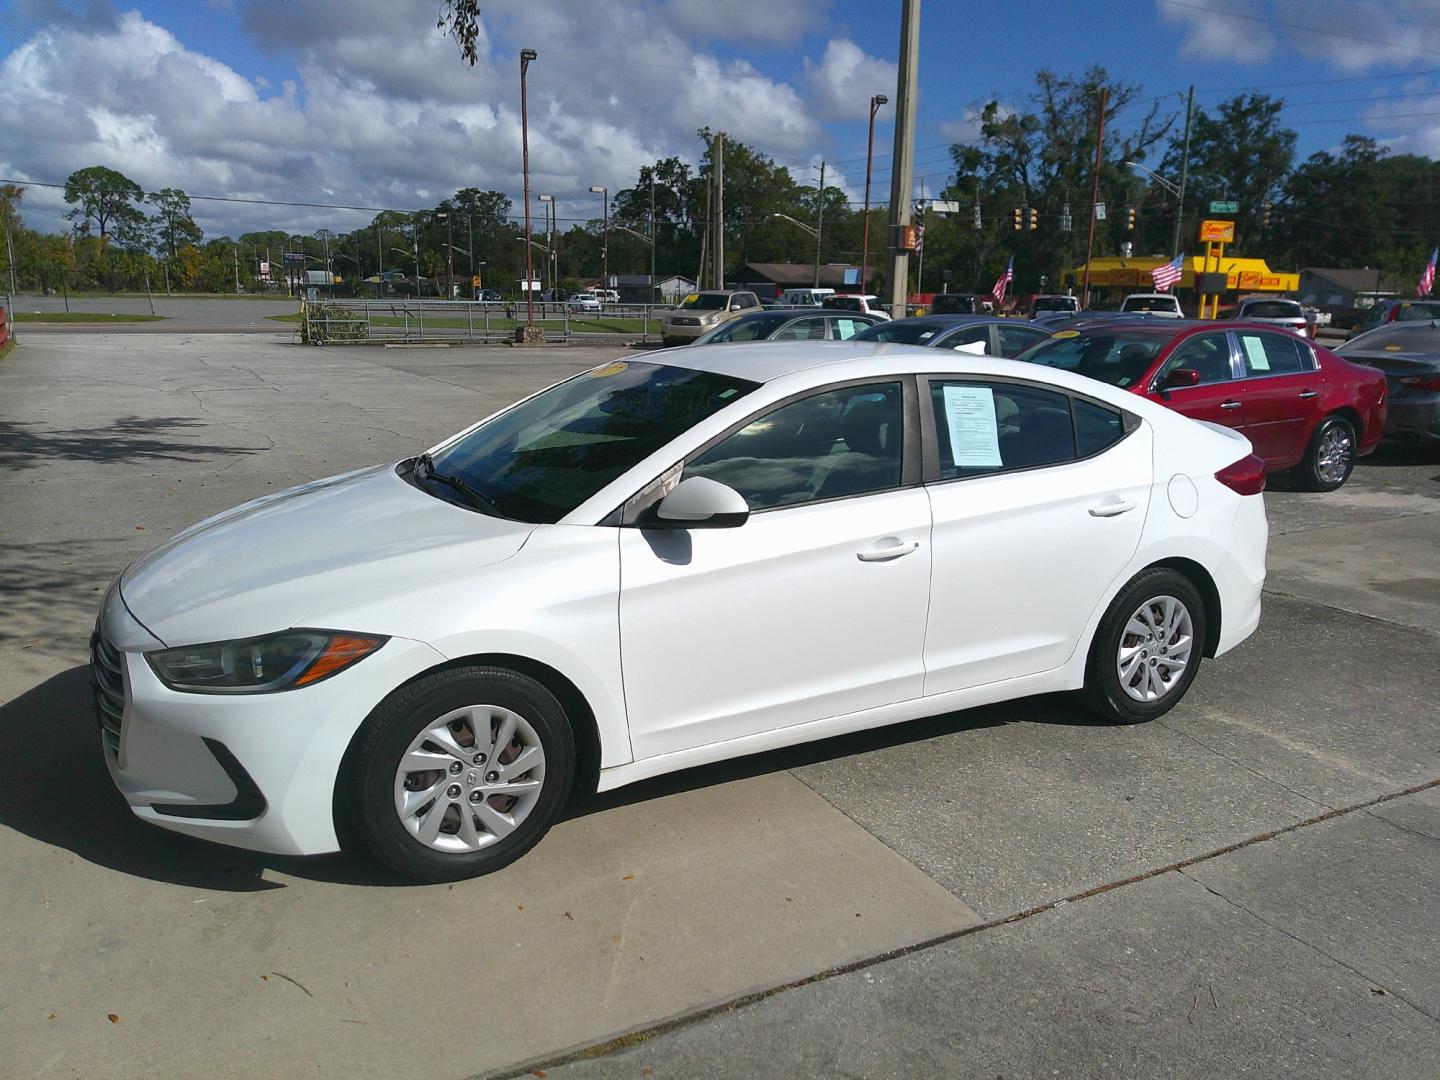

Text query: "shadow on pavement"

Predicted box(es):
[0, 416, 263, 471]
[0, 663, 1100, 892]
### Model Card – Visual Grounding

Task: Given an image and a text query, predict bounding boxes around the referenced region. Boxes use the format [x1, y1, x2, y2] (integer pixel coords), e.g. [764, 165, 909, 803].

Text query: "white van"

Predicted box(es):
[781, 288, 836, 307]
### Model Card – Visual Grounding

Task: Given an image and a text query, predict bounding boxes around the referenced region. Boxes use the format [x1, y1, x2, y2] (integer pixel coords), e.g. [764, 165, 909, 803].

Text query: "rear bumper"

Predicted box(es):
[96, 586, 447, 856]
[1383, 397, 1440, 445]
[1213, 493, 1268, 657]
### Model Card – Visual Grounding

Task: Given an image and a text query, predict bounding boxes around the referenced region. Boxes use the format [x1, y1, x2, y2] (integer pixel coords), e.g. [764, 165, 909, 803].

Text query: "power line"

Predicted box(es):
[1155, 0, 1440, 60]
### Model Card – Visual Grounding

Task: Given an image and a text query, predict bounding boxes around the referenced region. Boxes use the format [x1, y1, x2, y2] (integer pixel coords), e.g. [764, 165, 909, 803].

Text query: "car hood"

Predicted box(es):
[121, 464, 535, 646]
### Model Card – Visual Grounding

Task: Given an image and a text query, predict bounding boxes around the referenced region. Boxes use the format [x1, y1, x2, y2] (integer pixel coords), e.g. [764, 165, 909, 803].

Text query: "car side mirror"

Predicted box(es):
[1160, 367, 1201, 389]
[651, 476, 750, 529]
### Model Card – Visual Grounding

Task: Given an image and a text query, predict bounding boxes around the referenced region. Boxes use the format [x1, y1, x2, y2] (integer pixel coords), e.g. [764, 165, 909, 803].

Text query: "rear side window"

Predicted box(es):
[1074, 399, 1125, 456]
[997, 324, 1047, 356]
[930, 381, 1075, 479]
[830, 317, 869, 340]
[771, 317, 828, 341]
[1237, 332, 1307, 376]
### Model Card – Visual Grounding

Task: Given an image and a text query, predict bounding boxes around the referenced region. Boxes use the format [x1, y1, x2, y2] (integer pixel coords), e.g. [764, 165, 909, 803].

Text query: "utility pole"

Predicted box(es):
[3, 201, 15, 295]
[1172, 85, 1193, 260]
[1081, 86, 1108, 306]
[885, 0, 920, 317]
[915, 176, 927, 295]
[697, 175, 711, 289]
[861, 94, 888, 294]
[712, 133, 725, 290]
[813, 160, 825, 288]
[650, 175, 657, 304]
[520, 47, 538, 329]
[443, 213, 454, 298]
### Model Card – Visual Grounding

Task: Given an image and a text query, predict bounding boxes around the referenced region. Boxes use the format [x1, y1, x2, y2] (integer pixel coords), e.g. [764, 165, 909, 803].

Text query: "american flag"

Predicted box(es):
[1151, 254, 1185, 292]
[991, 257, 1013, 305]
[915, 224, 925, 252]
[1418, 247, 1437, 297]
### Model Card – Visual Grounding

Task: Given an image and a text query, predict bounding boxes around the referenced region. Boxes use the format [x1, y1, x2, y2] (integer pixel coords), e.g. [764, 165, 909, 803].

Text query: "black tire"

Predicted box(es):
[1079, 567, 1208, 725]
[1293, 414, 1356, 492]
[343, 665, 576, 883]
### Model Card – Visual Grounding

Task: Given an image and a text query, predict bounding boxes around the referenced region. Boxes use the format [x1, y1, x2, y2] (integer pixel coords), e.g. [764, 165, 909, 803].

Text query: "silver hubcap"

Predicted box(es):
[1117, 595, 1194, 703]
[1316, 426, 1352, 484]
[393, 705, 546, 852]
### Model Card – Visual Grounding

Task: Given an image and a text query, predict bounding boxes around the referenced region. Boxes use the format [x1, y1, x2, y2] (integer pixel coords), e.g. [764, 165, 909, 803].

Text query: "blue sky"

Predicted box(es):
[4, 0, 1439, 236]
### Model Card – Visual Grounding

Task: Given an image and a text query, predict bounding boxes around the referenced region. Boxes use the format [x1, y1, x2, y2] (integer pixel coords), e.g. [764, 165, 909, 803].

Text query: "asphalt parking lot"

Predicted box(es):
[2, 333, 1437, 1078]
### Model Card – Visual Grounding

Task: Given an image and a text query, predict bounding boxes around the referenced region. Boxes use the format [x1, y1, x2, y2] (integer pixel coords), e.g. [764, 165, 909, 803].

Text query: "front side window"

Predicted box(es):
[997, 324, 1048, 356]
[771, 317, 828, 341]
[935, 324, 991, 352]
[427, 362, 758, 524]
[700, 314, 790, 343]
[930, 381, 1076, 479]
[855, 321, 945, 344]
[1157, 333, 1235, 385]
[1237, 332, 1308, 377]
[684, 382, 904, 510]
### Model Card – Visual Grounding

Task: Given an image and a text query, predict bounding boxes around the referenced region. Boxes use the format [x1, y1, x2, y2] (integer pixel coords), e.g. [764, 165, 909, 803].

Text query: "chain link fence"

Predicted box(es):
[299, 299, 667, 345]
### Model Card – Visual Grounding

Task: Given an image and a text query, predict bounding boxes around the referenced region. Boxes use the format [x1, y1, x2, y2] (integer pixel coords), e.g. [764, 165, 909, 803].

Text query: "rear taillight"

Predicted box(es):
[1400, 374, 1440, 390]
[1215, 454, 1267, 496]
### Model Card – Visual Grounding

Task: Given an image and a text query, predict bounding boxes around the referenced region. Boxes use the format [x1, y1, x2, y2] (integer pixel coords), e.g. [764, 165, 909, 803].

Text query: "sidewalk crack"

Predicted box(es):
[1177, 868, 1440, 1027]
[1156, 720, 1332, 812]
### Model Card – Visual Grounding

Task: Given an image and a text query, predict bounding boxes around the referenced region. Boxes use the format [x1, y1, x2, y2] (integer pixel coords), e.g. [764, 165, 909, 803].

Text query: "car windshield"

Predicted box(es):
[1015, 329, 1167, 388]
[854, 321, 946, 344]
[697, 314, 791, 343]
[1124, 296, 1178, 312]
[425, 362, 759, 524]
[1034, 297, 1077, 312]
[1244, 301, 1303, 318]
[680, 294, 728, 310]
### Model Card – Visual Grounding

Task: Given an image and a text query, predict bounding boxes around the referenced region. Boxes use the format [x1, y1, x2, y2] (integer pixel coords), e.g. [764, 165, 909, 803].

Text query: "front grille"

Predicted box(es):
[91, 627, 125, 758]
[671, 317, 699, 327]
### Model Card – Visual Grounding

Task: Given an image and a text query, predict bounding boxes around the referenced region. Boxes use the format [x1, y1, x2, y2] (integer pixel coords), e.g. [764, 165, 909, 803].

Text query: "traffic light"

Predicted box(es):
[1012, 207, 1023, 231]
[973, 203, 982, 231]
[1029, 207, 1039, 231]
[1126, 207, 1136, 231]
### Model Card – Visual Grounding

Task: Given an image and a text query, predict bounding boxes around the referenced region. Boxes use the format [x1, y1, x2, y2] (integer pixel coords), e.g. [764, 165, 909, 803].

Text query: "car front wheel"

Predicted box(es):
[1294, 415, 1356, 492]
[344, 665, 576, 882]
[1080, 568, 1207, 725]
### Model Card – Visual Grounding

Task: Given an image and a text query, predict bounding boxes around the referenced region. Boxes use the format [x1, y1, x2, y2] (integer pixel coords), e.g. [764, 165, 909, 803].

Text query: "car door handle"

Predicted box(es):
[857, 539, 920, 562]
[1298, 390, 1318, 399]
[1219, 401, 1242, 410]
[1088, 500, 1137, 518]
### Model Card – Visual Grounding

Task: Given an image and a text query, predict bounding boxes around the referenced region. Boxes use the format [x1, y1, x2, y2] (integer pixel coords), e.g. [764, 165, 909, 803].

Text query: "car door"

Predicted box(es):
[618, 379, 932, 759]
[920, 377, 1152, 693]
[1232, 330, 1323, 467]
[1147, 331, 1245, 430]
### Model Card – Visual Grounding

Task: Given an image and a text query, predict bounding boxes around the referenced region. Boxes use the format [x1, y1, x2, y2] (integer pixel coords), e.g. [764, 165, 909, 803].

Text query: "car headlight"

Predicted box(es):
[146, 630, 387, 694]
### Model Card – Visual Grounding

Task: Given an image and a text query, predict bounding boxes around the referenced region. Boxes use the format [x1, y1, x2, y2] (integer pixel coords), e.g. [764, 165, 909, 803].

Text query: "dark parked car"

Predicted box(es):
[1336, 321, 1440, 447]
[1349, 299, 1440, 337]
[928, 293, 984, 315]
[1014, 321, 1387, 490]
[690, 307, 885, 344]
[853, 315, 1052, 357]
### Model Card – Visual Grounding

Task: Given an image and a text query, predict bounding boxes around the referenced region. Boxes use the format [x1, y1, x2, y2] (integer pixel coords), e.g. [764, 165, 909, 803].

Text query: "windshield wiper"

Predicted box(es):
[413, 452, 510, 519]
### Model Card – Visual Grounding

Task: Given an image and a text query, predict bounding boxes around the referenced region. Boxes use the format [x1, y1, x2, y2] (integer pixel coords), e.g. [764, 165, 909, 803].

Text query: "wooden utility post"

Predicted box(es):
[711, 133, 725, 290]
[885, 0, 920, 316]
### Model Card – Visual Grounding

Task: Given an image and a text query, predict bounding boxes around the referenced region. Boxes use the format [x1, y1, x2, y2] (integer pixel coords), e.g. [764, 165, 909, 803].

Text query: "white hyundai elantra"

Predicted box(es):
[94, 342, 1267, 881]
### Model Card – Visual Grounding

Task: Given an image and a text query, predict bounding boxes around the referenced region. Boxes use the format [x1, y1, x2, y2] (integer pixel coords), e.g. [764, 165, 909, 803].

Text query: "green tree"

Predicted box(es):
[1159, 94, 1296, 254]
[149, 188, 203, 260]
[63, 165, 146, 241]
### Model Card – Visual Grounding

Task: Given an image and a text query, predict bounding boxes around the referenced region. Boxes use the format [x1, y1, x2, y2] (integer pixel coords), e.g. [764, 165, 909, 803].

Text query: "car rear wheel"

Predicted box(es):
[344, 665, 575, 882]
[1294, 415, 1356, 492]
[1080, 568, 1207, 725]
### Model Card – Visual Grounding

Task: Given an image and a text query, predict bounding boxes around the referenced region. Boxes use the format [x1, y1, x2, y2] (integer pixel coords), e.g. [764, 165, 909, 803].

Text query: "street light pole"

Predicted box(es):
[538, 194, 554, 292]
[649, 175, 657, 304]
[589, 185, 609, 291]
[1081, 86, 1108, 307]
[813, 160, 825, 289]
[861, 94, 888, 295]
[520, 47, 538, 331]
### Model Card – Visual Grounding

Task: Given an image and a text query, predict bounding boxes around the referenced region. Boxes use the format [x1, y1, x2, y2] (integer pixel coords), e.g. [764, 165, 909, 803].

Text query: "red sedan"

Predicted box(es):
[1015, 320, 1387, 490]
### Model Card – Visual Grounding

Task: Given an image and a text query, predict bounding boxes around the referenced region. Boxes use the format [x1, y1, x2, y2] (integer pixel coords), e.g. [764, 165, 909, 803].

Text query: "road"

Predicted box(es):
[1, 334, 1437, 1078]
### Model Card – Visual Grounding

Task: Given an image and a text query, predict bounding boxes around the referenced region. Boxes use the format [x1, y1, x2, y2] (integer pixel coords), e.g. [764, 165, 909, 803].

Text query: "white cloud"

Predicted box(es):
[801, 39, 898, 120]
[0, 0, 831, 236]
[1273, 0, 1440, 73]
[1158, 1, 1275, 64]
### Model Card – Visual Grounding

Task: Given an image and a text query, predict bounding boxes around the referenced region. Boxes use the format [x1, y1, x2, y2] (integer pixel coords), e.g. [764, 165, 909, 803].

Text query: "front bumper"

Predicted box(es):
[660, 320, 714, 341]
[95, 586, 447, 856]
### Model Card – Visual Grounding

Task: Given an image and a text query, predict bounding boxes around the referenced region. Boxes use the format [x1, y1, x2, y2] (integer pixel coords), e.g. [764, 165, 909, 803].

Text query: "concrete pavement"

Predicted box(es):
[1, 333, 1437, 1078]
[8, 294, 302, 333]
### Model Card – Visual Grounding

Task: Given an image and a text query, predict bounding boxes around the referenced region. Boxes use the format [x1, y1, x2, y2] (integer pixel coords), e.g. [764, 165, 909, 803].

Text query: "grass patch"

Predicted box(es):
[15, 311, 168, 323]
[0, 339, 14, 361]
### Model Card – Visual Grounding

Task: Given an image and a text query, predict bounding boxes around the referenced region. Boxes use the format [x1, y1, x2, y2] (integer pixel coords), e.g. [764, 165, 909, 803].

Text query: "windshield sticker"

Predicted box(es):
[1240, 336, 1270, 371]
[1052, 329, 1080, 339]
[918, 331, 936, 342]
[588, 361, 629, 378]
[683, 294, 699, 305]
[942, 385, 1002, 467]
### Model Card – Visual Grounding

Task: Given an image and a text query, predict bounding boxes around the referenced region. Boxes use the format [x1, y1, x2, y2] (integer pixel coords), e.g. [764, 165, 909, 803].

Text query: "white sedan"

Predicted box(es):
[95, 343, 1268, 881]
[567, 293, 602, 312]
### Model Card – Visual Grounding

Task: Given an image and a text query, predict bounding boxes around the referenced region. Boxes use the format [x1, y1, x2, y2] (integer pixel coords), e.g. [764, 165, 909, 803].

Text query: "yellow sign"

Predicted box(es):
[471, 275, 481, 287]
[588, 361, 629, 378]
[1199, 219, 1235, 243]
